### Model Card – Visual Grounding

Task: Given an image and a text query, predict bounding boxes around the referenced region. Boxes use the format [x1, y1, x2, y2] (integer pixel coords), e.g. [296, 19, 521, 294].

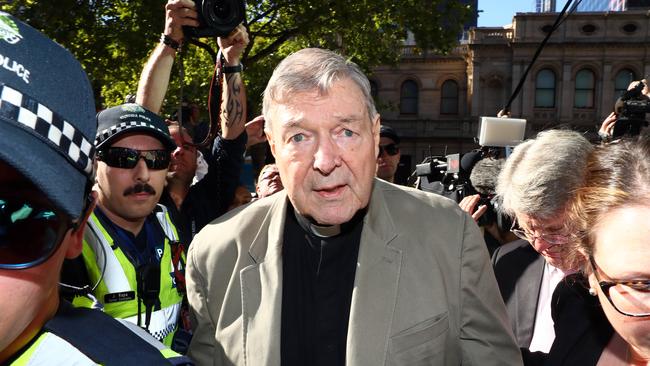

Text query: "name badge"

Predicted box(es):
[104, 291, 136, 303]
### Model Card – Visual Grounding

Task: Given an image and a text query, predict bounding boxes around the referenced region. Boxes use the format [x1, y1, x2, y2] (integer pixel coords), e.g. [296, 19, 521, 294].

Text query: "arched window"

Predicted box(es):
[440, 80, 459, 114]
[614, 69, 636, 100]
[535, 69, 556, 108]
[400, 80, 418, 114]
[574, 69, 595, 108]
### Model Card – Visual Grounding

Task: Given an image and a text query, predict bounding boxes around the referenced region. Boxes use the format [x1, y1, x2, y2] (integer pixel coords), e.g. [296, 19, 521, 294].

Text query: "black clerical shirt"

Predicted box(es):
[280, 205, 364, 366]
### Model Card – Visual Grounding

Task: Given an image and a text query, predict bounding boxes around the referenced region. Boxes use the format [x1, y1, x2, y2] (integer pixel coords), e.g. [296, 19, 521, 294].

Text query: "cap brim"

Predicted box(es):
[0, 121, 88, 219]
[96, 125, 177, 151]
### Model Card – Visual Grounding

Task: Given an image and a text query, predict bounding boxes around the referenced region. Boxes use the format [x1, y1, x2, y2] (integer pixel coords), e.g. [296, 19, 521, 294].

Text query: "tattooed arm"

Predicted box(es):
[218, 24, 249, 140]
[136, 0, 198, 114]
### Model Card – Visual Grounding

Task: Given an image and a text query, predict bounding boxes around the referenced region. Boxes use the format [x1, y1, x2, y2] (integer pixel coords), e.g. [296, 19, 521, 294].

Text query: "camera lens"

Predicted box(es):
[213, 3, 231, 19]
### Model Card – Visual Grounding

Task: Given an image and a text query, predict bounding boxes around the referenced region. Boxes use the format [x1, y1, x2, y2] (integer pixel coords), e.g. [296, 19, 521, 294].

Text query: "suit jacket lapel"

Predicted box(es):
[516, 250, 545, 347]
[240, 193, 288, 366]
[346, 180, 402, 365]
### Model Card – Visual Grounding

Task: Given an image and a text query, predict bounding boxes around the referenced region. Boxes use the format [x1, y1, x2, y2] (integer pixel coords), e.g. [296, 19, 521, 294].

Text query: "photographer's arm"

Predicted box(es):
[218, 24, 249, 140]
[598, 111, 616, 143]
[136, 0, 198, 113]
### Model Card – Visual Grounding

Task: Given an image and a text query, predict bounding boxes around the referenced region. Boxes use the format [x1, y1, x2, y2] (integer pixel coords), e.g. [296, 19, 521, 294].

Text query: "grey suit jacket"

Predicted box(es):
[186, 179, 523, 366]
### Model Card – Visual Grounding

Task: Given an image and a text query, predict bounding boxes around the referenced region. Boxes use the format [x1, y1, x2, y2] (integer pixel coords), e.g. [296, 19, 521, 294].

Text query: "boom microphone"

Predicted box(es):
[469, 158, 504, 196]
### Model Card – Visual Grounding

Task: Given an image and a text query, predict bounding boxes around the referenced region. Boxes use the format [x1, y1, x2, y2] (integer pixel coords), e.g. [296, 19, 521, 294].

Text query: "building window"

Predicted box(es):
[400, 80, 419, 114]
[574, 69, 595, 108]
[440, 80, 459, 115]
[535, 69, 556, 108]
[369, 80, 379, 100]
[614, 69, 635, 100]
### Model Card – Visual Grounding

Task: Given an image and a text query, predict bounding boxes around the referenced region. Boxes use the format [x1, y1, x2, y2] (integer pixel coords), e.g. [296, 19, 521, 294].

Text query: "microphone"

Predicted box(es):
[469, 158, 504, 196]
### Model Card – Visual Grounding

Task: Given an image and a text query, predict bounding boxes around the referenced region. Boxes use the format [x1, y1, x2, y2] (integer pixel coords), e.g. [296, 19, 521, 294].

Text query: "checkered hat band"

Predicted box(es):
[0, 84, 95, 176]
[95, 121, 168, 146]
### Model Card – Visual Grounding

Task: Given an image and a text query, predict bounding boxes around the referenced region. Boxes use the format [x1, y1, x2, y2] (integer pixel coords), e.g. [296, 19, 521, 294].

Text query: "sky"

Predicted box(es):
[477, 0, 571, 27]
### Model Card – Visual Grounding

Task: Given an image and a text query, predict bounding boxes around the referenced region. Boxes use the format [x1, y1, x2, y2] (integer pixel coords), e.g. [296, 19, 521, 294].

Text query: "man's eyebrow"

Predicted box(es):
[280, 117, 305, 129]
[335, 114, 365, 124]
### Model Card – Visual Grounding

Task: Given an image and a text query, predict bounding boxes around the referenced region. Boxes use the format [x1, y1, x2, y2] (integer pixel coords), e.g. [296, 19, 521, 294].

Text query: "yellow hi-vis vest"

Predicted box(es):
[73, 204, 185, 346]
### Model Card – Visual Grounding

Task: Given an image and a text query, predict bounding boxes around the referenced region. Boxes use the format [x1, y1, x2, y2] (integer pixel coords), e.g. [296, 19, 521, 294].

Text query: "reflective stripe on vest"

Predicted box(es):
[123, 302, 180, 342]
[10, 332, 96, 365]
[78, 204, 184, 345]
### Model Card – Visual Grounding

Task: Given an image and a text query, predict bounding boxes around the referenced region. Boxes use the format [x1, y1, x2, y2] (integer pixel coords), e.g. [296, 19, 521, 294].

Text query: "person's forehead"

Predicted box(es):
[593, 205, 650, 278]
[380, 136, 396, 145]
[110, 132, 165, 149]
[518, 211, 566, 230]
[263, 165, 279, 174]
[269, 80, 368, 127]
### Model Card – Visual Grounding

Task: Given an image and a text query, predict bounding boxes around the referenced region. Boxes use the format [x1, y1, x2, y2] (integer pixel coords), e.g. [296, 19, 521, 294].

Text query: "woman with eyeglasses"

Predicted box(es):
[565, 133, 650, 365]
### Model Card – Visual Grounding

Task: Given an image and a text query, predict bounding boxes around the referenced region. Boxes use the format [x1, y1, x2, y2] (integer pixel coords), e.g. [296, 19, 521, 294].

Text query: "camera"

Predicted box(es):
[184, 0, 246, 38]
[613, 80, 650, 138]
[413, 115, 526, 229]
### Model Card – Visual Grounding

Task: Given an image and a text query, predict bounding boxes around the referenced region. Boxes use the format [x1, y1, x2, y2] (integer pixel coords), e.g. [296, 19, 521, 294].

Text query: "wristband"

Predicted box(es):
[223, 64, 243, 73]
[160, 34, 182, 52]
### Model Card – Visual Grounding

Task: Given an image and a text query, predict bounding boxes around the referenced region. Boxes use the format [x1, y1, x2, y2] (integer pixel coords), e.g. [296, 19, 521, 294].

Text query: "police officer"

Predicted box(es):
[0, 12, 191, 365]
[64, 104, 188, 348]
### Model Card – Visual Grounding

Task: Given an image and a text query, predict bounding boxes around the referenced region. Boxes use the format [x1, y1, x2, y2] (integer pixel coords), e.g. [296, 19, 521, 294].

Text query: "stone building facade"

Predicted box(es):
[371, 10, 650, 181]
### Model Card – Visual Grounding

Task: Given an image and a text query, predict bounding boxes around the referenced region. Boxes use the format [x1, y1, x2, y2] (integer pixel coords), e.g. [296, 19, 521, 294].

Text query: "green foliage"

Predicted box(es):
[1, 0, 471, 116]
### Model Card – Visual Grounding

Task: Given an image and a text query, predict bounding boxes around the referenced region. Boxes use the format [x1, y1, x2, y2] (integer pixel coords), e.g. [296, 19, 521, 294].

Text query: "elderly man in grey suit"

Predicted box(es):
[185, 48, 522, 366]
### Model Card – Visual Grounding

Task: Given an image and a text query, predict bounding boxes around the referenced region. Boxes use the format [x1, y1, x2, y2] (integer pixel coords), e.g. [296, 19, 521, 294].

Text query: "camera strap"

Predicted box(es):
[136, 262, 161, 331]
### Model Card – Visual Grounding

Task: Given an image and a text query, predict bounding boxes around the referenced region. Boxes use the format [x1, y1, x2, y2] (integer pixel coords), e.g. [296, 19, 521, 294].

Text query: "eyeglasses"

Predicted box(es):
[97, 147, 171, 170]
[589, 255, 650, 317]
[509, 218, 569, 245]
[378, 144, 399, 157]
[0, 197, 73, 270]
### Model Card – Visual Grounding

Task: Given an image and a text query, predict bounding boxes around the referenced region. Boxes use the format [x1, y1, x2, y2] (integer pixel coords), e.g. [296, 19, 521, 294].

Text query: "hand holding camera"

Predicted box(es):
[164, 0, 200, 45]
[218, 23, 249, 66]
[459, 194, 488, 223]
[606, 78, 650, 140]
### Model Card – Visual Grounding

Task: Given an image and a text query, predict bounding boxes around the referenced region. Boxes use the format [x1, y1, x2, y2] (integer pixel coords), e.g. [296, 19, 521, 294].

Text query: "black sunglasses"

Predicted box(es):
[97, 147, 171, 170]
[378, 143, 399, 157]
[0, 197, 73, 270]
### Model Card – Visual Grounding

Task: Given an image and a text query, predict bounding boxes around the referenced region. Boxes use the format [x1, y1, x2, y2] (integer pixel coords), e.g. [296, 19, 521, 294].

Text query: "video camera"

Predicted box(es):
[184, 0, 246, 38]
[613, 80, 650, 138]
[413, 116, 526, 228]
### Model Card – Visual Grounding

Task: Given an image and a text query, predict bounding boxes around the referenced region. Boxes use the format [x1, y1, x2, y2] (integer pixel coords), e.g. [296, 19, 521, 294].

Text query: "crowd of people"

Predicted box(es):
[1, 1, 650, 365]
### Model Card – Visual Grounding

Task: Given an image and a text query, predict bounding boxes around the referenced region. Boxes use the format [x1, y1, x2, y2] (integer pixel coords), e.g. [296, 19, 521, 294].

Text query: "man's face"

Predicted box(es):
[266, 78, 380, 225]
[376, 136, 400, 183]
[0, 162, 83, 360]
[256, 165, 283, 198]
[168, 126, 197, 185]
[229, 186, 252, 210]
[515, 211, 570, 269]
[95, 133, 168, 224]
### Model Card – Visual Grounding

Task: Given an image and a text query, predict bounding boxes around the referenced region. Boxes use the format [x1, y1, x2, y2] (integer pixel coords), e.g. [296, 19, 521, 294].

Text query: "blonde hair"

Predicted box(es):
[565, 134, 650, 272]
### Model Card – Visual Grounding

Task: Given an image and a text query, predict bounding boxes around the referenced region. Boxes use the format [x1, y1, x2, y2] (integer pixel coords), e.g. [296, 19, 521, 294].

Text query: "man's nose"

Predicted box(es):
[133, 157, 151, 182]
[313, 137, 341, 174]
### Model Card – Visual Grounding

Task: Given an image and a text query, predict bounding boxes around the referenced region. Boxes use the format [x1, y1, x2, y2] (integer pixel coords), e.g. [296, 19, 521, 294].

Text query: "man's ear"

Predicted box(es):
[372, 114, 381, 157]
[265, 124, 277, 159]
[65, 191, 97, 259]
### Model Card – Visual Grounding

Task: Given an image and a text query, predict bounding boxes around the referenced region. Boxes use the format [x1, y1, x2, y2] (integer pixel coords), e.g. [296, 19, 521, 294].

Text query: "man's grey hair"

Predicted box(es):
[496, 129, 594, 219]
[262, 48, 377, 131]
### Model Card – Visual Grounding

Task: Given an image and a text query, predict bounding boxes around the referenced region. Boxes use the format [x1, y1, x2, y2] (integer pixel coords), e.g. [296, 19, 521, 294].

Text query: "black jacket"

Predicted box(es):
[160, 133, 246, 246]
